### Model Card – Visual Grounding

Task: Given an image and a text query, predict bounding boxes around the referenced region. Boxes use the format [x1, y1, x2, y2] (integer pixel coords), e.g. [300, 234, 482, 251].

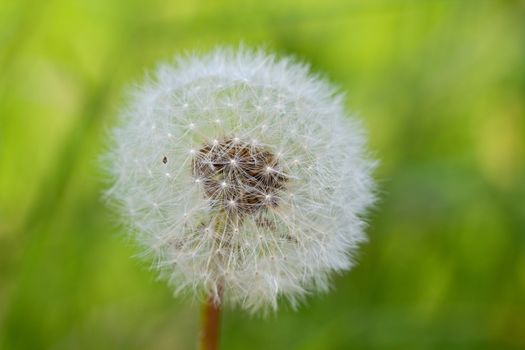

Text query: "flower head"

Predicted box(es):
[106, 47, 376, 313]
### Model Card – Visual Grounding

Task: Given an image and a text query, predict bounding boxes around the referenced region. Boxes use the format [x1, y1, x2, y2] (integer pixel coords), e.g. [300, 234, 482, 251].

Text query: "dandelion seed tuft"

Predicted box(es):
[105, 47, 376, 313]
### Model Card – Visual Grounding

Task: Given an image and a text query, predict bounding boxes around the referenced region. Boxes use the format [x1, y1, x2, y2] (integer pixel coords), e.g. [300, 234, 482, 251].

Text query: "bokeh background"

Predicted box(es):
[1, 0, 524, 349]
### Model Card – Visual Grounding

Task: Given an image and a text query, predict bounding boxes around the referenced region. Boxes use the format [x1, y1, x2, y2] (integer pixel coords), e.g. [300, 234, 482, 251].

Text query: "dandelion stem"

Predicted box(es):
[200, 296, 221, 350]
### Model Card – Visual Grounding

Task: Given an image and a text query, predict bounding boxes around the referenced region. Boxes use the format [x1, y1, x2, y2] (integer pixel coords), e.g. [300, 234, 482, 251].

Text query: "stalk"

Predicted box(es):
[200, 296, 221, 350]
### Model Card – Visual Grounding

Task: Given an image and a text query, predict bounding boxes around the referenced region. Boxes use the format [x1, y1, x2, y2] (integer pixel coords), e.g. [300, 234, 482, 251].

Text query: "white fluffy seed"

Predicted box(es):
[105, 47, 376, 314]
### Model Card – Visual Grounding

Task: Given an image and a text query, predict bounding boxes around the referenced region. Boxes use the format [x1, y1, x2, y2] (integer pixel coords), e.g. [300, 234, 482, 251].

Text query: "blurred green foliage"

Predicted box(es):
[1, 0, 524, 349]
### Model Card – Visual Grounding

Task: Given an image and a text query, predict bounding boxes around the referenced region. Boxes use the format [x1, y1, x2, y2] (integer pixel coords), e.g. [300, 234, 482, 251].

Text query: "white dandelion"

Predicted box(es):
[105, 47, 376, 316]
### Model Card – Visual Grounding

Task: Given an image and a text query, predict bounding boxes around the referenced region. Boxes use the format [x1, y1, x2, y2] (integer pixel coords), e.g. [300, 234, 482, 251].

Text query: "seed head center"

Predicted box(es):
[192, 137, 287, 215]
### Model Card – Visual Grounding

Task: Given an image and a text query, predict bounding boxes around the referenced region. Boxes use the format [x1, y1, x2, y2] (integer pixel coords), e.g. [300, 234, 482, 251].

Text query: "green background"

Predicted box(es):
[1, 0, 524, 349]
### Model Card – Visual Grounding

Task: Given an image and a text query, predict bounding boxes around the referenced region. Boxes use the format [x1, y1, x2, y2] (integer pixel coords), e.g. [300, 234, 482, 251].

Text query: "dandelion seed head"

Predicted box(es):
[105, 47, 376, 313]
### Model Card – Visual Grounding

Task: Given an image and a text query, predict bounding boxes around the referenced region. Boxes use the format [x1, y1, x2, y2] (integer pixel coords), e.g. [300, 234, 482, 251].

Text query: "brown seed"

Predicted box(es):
[192, 137, 287, 217]
[162, 156, 168, 164]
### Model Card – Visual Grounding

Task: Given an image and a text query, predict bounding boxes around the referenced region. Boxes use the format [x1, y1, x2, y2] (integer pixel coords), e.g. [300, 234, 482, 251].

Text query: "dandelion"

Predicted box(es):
[105, 47, 376, 349]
